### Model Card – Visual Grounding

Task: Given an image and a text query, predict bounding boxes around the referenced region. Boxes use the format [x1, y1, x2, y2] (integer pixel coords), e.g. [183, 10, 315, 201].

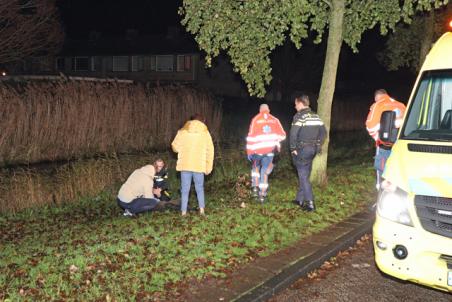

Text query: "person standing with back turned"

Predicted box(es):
[289, 95, 326, 212]
[365, 89, 406, 190]
[246, 104, 286, 203]
[171, 113, 214, 216]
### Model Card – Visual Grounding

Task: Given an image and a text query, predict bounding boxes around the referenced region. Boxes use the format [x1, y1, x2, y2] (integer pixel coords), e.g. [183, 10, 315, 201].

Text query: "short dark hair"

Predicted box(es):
[190, 113, 206, 122]
[295, 94, 310, 106]
[374, 89, 387, 97]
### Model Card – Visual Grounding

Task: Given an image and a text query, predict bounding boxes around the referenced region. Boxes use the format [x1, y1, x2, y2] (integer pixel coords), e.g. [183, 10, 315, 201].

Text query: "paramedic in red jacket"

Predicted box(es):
[246, 104, 286, 203]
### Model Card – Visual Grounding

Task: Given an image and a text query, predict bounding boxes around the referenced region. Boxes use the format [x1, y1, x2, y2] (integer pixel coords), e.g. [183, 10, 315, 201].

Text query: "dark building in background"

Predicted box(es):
[13, 27, 200, 83]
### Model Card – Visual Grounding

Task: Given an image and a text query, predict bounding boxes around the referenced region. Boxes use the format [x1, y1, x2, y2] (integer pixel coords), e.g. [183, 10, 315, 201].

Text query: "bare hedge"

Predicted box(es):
[0, 80, 222, 166]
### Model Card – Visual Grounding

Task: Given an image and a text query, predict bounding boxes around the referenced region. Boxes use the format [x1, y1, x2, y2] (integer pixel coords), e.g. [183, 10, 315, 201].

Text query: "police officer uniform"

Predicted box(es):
[289, 108, 326, 211]
[153, 168, 171, 201]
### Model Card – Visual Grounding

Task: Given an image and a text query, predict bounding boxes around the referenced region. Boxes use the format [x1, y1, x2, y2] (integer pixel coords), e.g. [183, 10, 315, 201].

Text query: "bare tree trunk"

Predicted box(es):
[418, 10, 435, 71]
[311, 0, 345, 186]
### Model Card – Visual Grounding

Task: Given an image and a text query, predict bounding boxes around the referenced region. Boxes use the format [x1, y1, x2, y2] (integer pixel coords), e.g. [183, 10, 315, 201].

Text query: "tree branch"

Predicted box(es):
[0, 0, 63, 64]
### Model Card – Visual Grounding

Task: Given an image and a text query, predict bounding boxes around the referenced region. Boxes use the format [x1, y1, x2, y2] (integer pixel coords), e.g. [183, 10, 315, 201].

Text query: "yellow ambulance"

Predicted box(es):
[373, 26, 452, 292]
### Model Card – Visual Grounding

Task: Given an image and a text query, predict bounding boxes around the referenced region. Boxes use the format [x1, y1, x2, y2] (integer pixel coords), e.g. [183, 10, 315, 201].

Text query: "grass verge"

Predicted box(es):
[0, 145, 375, 301]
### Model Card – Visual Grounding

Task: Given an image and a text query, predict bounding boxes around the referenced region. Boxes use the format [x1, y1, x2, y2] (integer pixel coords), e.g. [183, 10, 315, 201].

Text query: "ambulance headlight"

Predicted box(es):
[377, 187, 413, 227]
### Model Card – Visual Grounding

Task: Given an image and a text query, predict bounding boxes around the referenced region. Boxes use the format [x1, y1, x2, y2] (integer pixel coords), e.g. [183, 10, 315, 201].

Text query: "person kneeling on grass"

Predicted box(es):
[117, 164, 165, 216]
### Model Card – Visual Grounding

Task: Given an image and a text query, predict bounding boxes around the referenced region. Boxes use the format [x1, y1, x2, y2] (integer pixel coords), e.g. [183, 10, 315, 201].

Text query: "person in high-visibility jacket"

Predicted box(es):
[365, 89, 406, 189]
[246, 104, 286, 202]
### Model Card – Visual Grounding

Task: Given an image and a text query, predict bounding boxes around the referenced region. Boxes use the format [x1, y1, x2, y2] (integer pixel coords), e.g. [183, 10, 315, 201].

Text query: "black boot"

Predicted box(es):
[305, 200, 316, 212]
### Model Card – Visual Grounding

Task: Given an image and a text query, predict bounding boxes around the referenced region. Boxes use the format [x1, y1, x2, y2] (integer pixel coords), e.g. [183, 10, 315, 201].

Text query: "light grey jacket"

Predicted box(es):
[117, 165, 155, 203]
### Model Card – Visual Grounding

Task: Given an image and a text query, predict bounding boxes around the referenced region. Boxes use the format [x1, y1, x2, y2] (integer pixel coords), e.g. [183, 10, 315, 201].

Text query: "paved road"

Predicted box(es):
[269, 235, 451, 302]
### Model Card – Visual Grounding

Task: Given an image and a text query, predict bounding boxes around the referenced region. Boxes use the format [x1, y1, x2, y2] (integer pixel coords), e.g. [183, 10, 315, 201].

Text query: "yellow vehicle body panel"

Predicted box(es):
[373, 31, 452, 292]
[384, 141, 452, 198]
[373, 215, 452, 292]
[376, 140, 452, 293]
[421, 32, 452, 71]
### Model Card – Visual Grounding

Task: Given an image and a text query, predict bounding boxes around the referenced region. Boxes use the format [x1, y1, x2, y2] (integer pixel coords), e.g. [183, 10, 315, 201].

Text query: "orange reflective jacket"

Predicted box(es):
[365, 94, 406, 146]
[246, 111, 286, 155]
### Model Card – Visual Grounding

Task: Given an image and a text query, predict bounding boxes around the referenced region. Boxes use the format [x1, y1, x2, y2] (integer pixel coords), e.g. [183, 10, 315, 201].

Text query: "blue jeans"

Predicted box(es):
[374, 147, 391, 188]
[117, 198, 160, 214]
[250, 154, 274, 197]
[180, 171, 205, 212]
[293, 146, 316, 202]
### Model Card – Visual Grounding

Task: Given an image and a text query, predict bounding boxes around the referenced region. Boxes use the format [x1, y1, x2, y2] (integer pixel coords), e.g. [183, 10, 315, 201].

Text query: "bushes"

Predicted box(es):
[0, 153, 163, 212]
[0, 80, 222, 166]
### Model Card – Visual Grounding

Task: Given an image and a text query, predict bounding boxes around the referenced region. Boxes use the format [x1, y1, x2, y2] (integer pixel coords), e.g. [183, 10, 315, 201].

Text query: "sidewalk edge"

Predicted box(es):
[233, 212, 374, 302]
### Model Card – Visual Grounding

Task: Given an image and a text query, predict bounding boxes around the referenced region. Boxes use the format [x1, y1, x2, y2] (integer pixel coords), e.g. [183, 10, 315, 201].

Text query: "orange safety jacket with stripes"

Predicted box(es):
[365, 94, 406, 147]
[246, 111, 286, 155]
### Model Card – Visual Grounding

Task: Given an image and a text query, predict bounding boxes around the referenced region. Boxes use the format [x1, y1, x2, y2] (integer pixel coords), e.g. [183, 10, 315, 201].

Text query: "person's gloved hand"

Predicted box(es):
[247, 154, 253, 161]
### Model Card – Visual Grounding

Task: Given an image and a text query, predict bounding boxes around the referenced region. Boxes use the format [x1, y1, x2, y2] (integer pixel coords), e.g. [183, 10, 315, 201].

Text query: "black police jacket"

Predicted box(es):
[289, 108, 326, 151]
[153, 168, 169, 190]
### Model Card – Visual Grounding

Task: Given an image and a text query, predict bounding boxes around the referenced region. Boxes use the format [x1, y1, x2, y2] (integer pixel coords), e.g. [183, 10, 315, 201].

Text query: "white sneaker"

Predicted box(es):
[123, 209, 134, 217]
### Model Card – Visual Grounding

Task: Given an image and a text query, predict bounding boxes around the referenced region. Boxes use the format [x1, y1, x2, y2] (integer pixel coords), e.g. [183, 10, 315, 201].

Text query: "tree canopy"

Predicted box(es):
[181, 0, 448, 97]
[379, 3, 452, 72]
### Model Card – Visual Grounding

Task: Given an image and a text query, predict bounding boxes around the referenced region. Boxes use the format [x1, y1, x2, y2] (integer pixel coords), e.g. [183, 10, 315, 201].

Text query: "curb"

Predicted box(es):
[233, 211, 374, 302]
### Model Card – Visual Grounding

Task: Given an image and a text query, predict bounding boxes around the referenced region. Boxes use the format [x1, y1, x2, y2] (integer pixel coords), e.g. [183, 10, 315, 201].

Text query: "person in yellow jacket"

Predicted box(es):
[117, 164, 164, 216]
[171, 113, 214, 216]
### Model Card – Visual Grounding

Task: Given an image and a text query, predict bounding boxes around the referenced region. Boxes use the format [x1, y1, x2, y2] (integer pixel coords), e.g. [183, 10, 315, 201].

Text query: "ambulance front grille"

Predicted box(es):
[414, 195, 452, 239]
[407, 143, 452, 154]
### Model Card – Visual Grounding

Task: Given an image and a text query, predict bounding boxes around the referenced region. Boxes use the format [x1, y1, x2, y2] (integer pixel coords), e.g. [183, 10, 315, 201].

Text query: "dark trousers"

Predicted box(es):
[117, 198, 160, 214]
[293, 146, 316, 202]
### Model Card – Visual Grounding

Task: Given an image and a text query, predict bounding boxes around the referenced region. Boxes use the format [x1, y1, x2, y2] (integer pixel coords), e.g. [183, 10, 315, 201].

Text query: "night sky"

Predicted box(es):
[58, 0, 183, 39]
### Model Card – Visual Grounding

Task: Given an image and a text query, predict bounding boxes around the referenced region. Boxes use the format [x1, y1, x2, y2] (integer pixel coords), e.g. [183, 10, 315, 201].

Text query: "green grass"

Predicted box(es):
[0, 144, 375, 301]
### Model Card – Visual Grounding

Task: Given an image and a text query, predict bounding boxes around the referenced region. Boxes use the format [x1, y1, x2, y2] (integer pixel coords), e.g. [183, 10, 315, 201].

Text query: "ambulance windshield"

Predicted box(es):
[402, 70, 452, 141]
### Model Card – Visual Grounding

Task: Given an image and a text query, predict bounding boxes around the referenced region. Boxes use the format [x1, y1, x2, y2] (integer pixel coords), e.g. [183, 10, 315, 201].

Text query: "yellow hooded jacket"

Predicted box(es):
[171, 120, 214, 175]
[117, 165, 155, 203]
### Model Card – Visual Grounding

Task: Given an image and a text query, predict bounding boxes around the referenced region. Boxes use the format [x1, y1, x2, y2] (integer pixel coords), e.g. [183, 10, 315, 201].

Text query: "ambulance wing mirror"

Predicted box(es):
[379, 111, 398, 144]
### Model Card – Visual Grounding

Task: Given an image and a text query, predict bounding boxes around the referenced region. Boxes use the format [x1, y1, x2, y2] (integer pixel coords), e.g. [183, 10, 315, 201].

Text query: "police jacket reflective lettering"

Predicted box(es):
[289, 108, 326, 151]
